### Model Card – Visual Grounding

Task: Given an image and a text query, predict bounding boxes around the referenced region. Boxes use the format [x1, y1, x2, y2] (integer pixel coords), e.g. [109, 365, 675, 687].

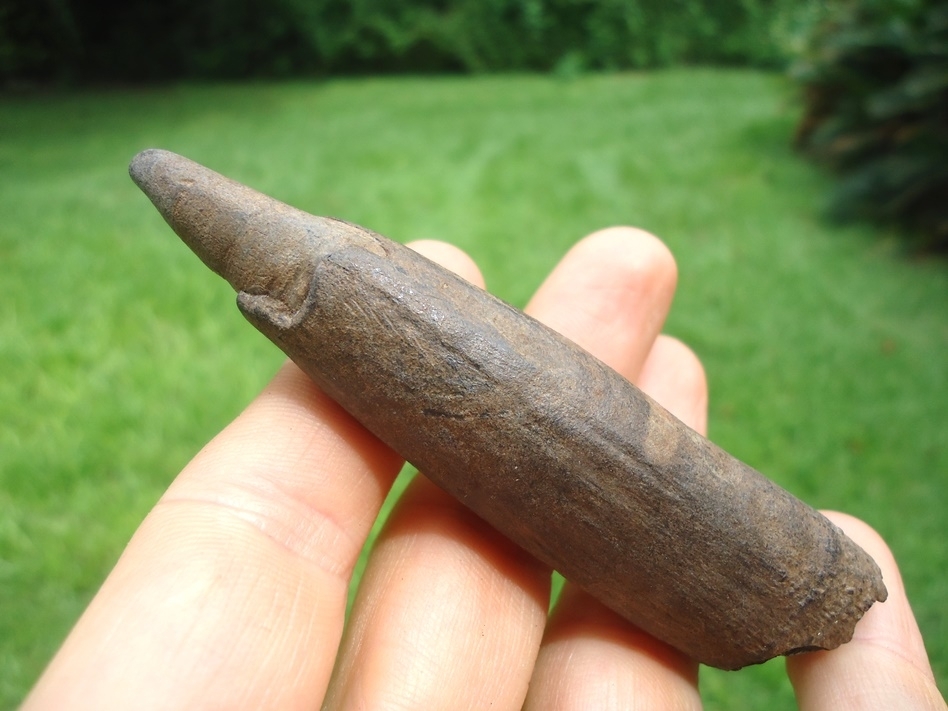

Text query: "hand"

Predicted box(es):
[24, 229, 945, 710]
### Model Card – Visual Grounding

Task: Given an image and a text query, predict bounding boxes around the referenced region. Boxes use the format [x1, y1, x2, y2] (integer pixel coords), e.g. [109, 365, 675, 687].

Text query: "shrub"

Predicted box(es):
[793, 0, 948, 251]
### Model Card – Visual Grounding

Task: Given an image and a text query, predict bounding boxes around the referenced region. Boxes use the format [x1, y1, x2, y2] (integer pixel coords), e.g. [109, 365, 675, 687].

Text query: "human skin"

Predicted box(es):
[23, 229, 946, 710]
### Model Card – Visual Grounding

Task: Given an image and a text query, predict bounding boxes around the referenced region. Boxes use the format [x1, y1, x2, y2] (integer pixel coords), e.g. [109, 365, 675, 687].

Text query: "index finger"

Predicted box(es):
[23, 364, 402, 710]
[22, 243, 486, 710]
[786, 512, 946, 710]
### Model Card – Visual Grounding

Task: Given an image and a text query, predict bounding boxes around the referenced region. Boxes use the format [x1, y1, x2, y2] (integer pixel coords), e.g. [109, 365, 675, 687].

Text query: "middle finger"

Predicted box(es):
[323, 240, 549, 710]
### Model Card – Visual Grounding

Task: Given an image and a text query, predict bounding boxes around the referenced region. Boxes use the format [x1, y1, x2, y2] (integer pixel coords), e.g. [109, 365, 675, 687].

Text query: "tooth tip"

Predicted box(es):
[128, 149, 362, 305]
[130, 148, 170, 188]
[129, 148, 196, 221]
[129, 149, 234, 278]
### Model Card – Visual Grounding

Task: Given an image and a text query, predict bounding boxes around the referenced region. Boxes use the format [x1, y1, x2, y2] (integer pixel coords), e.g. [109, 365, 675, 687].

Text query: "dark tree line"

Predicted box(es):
[2, 0, 809, 84]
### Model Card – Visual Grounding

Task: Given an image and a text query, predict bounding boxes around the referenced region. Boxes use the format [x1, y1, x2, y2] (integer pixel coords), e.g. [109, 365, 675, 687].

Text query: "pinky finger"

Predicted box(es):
[786, 513, 946, 710]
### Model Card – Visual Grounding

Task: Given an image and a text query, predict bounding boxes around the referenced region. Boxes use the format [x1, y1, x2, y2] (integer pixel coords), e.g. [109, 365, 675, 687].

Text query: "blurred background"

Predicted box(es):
[1, 1, 945, 708]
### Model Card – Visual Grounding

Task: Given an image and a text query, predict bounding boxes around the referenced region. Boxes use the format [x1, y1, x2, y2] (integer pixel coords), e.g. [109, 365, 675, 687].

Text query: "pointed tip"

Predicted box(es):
[129, 149, 181, 200]
[130, 147, 297, 292]
[129, 149, 203, 225]
[129, 149, 185, 221]
[128, 148, 169, 187]
[127, 148, 368, 315]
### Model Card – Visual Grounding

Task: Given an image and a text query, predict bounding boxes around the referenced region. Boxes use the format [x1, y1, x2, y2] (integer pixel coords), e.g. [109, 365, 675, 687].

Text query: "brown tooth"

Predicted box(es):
[130, 148, 887, 670]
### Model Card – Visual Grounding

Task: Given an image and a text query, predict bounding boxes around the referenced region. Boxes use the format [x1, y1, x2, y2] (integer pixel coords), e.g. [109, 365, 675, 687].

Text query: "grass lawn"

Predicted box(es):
[1, 69, 945, 708]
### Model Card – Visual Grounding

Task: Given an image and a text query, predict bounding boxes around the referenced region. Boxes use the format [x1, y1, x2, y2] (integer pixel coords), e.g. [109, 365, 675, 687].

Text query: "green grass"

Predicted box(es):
[1, 70, 945, 709]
